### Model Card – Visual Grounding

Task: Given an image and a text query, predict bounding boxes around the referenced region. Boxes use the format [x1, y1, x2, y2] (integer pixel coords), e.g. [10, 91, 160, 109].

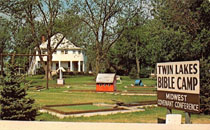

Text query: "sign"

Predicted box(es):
[157, 61, 200, 113]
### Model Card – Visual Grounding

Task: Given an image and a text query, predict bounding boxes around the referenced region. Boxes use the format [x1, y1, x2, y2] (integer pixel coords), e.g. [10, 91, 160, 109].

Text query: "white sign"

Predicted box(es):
[157, 61, 200, 94]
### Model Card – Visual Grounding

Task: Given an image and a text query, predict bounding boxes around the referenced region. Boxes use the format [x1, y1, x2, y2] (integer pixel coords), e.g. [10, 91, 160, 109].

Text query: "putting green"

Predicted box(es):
[51, 105, 111, 112]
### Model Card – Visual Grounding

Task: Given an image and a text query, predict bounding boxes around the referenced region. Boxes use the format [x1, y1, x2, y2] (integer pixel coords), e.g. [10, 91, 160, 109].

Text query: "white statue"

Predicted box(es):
[57, 67, 66, 85]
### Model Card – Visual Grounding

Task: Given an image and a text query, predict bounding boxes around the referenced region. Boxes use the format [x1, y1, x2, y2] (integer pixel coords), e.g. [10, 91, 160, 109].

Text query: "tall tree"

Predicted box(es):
[150, 0, 210, 114]
[107, 39, 136, 75]
[10, 24, 37, 74]
[70, 0, 142, 75]
[0, 17, 10, 53]
[0, 0, 79, 80]
[121, 14, 149, 78]
[0, 17, 11, 75]
[151, 0, 210, 60]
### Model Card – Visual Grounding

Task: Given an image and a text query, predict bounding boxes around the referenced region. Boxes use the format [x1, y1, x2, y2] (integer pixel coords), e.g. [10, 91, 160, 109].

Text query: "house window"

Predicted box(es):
[78, 50, 81, 54]
[54, 51, 57, 54]
[61, 50, 64, 54]
[65, 50, 68, 54]
[73, 50, 76, 54]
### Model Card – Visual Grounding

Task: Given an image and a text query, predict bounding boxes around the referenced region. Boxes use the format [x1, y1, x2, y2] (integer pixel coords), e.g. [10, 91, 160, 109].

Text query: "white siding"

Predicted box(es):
[35, 50, 84, 62]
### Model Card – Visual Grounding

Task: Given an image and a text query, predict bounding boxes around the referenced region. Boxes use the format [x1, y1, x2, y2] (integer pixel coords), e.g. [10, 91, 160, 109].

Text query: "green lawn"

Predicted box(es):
[51, 105, 111, 112]
[37, 107, 210, 124]
[28, 88, 157, 106]
[26, 75, 157, 91]
[20, 75, 210, 123]
[26, 75, 157, 106]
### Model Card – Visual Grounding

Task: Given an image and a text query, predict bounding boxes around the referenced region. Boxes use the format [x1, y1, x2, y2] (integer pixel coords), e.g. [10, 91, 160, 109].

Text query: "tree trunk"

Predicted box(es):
[95, 49, 100, 76]
[1, 54, 3, 76]
[136, 58, 140, 78]
[44, 54, 52, 80]
[44, 62, 52, 80]
[136, 40, 140, 78]
[0, 48, 3, 75]
[95, 41, 101, 76]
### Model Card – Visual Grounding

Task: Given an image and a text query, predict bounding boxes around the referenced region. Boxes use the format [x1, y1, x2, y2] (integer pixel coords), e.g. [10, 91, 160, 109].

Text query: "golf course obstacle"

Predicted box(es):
[40, 101, 157, 118]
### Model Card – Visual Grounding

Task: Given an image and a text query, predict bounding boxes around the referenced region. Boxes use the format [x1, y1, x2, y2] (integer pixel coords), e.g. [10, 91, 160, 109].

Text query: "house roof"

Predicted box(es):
[40, 33, 81, 50]
[96, 73, 116, 83]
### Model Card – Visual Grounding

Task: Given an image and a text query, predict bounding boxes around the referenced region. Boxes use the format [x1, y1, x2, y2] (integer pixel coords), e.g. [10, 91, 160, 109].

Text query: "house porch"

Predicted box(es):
[52, 61, 85, 73]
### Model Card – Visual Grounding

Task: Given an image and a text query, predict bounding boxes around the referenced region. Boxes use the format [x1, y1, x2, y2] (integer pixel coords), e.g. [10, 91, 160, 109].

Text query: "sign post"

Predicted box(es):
[167, 109, 172, 114]
[185, 112, 191, 124]
[157, 61, 200, 124]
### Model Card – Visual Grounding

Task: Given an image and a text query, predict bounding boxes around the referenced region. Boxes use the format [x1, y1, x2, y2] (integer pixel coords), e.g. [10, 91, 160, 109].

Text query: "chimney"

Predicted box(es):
[41, 35, 45, 43]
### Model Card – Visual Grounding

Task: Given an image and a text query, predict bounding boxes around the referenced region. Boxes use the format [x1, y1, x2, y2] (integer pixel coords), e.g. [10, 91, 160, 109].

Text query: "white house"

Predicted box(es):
[28, 33, 86, 75]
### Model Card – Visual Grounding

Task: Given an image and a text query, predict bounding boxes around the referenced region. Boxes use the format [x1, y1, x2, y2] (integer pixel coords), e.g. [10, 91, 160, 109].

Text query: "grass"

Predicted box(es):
[51, 105, 111, 112]
[26, 75, 157, 90]
[26, 75, 157, 106]
[36, 107, 210, 124]
[28, 88, 157, 106]
[11, 75, 209, 123]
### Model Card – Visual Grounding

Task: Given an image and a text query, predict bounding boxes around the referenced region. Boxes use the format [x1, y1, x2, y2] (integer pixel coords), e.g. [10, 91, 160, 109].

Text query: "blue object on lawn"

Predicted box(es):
[135, 80, 141, 86]
[140, 82, 143, 86]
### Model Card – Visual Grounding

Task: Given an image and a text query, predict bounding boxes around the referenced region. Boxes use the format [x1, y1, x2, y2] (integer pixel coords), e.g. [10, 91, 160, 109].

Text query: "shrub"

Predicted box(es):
[200, 57, 210, 115]
[129, 67, 137, 79]
[36, 67, 45, 75]
[0, 64, 37, 120]
[139, 68, 151, 78]
[52, 74, 58, 80]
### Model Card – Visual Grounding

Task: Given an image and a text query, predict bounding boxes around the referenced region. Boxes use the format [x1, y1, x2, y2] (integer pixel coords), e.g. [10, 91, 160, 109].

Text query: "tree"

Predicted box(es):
[0, 0, 79, 80]
[107, 40, 135, 75]
[150, 0, 210, 60]
[70, 0, 142, 75]
[0, 17, 10, 53]
[0, 63, 37, 120]
[150, 0, 210, 114]
[0, 17, 11, 75]
[120, 14, 149, 78]
[200, 57, 210, 114]
[10, 24, 37, 74]
[59, 11, 96, 74]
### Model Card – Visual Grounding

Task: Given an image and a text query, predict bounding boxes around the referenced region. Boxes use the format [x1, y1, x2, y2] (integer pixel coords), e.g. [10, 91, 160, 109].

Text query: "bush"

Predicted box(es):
[0, 75, 3, 86]
[52, 74, 58, 80]
[139, 68, 151, 78]
[0, 64, 37, 120]
[200, 57, 210, 115]
[63, 71, 74, 75]
[129, 67, 137, 79]
[36, 67, 45, 75]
